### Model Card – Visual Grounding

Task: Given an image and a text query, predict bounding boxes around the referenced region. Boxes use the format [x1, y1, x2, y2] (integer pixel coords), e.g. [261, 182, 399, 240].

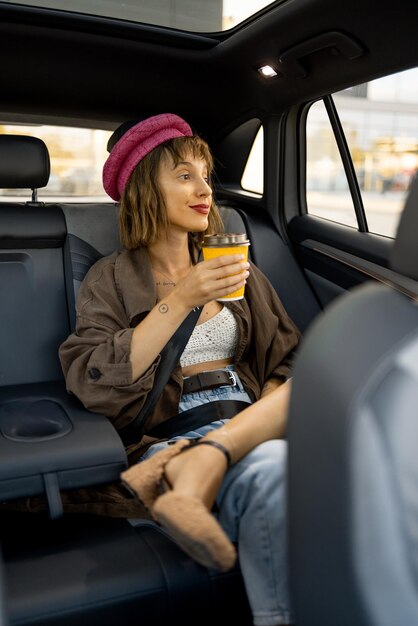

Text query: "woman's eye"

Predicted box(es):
[179, 173, 190, 180]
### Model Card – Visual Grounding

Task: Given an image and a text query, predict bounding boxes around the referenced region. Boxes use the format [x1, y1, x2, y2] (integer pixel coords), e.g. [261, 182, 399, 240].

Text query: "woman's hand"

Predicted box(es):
[130, 255, 249, 381]
[172, 255, 250, 309]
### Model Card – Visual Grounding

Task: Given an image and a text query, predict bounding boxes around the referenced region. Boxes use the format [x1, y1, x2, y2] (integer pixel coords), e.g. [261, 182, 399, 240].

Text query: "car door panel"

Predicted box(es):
[287, 214, 401, 308]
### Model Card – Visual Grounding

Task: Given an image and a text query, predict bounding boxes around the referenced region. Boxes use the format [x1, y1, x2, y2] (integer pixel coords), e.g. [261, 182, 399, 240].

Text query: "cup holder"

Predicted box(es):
[0, 399, 72, 442]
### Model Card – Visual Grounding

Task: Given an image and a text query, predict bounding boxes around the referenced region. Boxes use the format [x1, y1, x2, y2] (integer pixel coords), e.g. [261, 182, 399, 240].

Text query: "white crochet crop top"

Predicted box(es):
[180, 306, 239, 368]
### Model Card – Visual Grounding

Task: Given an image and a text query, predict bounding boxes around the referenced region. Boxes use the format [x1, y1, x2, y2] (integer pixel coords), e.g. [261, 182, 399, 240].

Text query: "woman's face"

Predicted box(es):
[157, 152, 212, 234]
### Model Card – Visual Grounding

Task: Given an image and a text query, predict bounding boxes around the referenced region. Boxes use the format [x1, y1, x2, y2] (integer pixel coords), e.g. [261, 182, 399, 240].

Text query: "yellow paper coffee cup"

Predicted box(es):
[202, 233, 250, 301]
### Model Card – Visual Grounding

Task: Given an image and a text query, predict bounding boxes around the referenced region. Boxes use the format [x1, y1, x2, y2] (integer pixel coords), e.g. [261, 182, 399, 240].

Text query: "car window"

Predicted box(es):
[241, 126, 264, 194]
[2, 0, 276, 33]
[0, 123, 112, 202]
[305, 67, 418, 237]
[306, 100, 357, 228]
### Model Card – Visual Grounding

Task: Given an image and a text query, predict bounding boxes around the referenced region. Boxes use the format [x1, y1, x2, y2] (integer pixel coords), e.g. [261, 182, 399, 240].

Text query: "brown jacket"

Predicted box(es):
[4, 247, 300, 518]
[59, 246, 300, 462]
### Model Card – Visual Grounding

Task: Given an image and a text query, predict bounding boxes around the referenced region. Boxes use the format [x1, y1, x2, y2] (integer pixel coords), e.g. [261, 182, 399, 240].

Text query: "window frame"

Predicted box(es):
[304, 95, 368, 232]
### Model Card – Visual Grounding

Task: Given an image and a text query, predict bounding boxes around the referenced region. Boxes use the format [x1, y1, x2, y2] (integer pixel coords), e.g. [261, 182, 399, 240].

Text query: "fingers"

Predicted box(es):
[202, 255, 250, 281]
[216, 269, 249, 289]
[210, 274, 248, 300]
[174, 255, 250, 308]
[195, 260, 249, 299]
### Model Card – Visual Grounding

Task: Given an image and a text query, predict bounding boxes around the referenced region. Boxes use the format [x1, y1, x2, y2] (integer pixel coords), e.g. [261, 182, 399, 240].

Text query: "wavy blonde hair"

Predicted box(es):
[119, 136, 224, 249]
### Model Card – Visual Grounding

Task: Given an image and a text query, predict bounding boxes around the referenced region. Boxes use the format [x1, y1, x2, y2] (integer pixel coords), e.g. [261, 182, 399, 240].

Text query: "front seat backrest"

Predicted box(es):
[287, 178, 418, 626]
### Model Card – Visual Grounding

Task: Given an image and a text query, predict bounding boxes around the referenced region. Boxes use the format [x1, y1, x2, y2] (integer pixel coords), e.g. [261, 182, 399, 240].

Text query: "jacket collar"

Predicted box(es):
[114, 247, 157, 324]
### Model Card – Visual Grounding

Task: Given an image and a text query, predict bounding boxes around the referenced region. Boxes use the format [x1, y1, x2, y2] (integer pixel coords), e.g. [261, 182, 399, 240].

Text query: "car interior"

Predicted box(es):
[0, 0, 417, 624]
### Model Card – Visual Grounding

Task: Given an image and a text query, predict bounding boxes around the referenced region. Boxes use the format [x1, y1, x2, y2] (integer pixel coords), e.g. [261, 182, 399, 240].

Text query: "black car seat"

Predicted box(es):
[0, 135, 252, 626]
[287, 177, 418, 626]
[0, 135, 126, 518]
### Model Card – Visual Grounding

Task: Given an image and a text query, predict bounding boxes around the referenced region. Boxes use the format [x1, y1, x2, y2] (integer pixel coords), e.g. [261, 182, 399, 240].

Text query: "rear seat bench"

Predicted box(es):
[0, 136, 252, 626]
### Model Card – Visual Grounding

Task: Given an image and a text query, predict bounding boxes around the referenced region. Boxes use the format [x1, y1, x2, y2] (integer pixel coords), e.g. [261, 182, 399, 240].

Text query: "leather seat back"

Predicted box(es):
[0, 136, 126, 517]
[0, 136, 69, 385]
[287, 177, 418, 626]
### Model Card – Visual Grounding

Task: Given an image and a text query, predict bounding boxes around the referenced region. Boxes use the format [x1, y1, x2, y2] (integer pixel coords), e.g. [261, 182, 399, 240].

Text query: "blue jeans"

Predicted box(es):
[140, 367, 293, 626]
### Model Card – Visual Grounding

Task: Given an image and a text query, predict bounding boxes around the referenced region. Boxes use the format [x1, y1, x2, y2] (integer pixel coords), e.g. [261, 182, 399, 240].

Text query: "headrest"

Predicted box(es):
[0, 135, 50, 189]
[390, 175, 418, 281]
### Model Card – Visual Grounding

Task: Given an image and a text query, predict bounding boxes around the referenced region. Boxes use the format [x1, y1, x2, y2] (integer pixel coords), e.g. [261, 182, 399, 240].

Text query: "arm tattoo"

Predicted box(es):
[158, 303, 169, 314]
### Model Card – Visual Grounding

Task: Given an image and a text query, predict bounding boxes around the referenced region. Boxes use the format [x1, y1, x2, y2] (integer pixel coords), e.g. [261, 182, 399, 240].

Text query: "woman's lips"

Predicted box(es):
[190, 205, 210, 214]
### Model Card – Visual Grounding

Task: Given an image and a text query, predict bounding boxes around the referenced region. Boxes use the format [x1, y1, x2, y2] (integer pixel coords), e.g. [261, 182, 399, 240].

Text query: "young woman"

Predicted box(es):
[59, 113, 300, 626]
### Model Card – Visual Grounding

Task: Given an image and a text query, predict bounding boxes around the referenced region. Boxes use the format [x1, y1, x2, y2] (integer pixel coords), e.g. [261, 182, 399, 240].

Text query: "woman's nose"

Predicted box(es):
[197, 178, 212, 197]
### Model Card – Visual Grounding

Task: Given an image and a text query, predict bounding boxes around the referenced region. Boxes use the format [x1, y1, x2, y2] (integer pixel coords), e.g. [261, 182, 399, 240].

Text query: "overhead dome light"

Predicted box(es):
[258, 65, 278, 78]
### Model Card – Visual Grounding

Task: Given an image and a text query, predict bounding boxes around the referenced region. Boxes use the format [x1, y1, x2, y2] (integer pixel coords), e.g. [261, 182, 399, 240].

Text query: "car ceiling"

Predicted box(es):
[0, 0, 417, 142]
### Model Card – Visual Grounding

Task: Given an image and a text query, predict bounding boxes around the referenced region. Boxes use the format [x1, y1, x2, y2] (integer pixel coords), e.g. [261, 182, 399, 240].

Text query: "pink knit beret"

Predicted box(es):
[103, 113, 193, 201]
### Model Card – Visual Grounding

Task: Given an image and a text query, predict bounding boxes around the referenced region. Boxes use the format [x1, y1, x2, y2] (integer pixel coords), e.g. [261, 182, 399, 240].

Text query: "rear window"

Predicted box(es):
[0, 123, 112, 202]
[241, 126, 264, 194]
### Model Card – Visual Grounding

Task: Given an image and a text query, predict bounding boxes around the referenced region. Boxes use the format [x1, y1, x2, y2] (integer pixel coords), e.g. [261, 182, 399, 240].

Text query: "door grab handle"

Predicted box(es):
[279, 31, 364, 78]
